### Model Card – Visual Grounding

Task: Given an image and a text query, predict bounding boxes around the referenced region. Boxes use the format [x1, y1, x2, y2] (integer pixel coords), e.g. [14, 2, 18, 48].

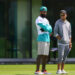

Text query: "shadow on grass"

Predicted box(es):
[16, 74, 69, 75]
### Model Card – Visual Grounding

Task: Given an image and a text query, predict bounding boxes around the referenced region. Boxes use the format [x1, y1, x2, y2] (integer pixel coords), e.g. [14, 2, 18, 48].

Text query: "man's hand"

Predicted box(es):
[69, 38, 72, 48]
[69, 43, 72, 48]
[56, 35, 61, 40]
[40, 28, 45, 32]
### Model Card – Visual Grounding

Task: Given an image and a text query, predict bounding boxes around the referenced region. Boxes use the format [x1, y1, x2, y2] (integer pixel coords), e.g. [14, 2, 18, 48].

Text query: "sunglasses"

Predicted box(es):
[60, 14, 65, 16]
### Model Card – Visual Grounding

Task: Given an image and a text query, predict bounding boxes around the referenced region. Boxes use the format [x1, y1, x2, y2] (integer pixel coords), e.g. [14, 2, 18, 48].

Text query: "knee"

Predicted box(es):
[58, 57, 63, 63]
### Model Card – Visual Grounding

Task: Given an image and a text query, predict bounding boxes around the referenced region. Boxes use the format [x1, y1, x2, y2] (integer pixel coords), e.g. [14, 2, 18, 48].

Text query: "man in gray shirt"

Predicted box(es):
[54, 10, 72, 74]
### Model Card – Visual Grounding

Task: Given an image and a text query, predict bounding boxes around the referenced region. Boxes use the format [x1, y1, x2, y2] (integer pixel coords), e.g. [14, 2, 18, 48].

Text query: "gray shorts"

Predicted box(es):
[58, 44, 69, 63]
[38, 42, 50, 56]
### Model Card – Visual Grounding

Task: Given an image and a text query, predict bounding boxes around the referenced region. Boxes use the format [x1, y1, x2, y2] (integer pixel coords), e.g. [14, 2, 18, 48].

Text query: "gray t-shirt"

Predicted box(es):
[54, 19, 71, 44]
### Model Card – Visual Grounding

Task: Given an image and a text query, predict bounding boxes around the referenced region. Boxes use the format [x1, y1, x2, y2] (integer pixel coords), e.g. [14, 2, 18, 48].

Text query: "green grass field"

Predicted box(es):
[0, 64, 75, 75]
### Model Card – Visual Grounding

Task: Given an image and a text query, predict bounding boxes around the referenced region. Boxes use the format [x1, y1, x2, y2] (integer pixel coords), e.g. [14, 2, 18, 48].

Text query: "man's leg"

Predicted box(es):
[62, 45, 70, 63]
[61, 45, 69, 73]
[58, 45, 65, 70]
[57, 63, 61, 70]
[56, 45, 65, 74]
[36, 55, 42, 71]
[61, 62, 67, 74]
[42, 55, 48, 71]
[61, 62, 64, 70]
[41, 42, 50, 72]
[36, 42, 42, 71]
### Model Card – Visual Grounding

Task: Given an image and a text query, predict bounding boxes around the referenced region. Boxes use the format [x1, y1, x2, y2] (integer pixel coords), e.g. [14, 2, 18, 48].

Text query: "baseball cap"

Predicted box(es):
[60, 10, 67, 14]
[40, 6, 47, 11]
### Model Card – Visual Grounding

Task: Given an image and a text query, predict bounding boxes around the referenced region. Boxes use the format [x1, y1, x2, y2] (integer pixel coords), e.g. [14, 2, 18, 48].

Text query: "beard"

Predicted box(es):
[40, 14, 46, 18]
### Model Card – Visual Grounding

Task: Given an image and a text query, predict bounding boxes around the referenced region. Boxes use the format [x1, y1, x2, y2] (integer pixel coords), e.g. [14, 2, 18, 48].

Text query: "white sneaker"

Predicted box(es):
[61, 70, 67, 74]
[56, 70, 62, 74]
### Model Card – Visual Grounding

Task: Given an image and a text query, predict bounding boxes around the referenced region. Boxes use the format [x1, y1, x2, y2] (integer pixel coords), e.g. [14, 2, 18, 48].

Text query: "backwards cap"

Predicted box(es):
[40, 6, 47, 11]
[60, 10, 67, 14]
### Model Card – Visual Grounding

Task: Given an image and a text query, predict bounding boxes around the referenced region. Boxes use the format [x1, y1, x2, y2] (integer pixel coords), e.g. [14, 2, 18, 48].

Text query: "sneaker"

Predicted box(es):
[42, 70, 51, 74]
[35, 70, 44, 74]
[61, 70, 67, 74]
[56, 70, 62, 74]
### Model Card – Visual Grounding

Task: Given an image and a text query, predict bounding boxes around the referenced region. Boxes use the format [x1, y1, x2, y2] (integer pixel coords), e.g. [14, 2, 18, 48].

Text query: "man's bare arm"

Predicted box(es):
[69, 37, 72, 48]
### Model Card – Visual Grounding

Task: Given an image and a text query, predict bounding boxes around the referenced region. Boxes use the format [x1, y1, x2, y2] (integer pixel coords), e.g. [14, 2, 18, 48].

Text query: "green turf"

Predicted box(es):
[0, 64, 75, 75]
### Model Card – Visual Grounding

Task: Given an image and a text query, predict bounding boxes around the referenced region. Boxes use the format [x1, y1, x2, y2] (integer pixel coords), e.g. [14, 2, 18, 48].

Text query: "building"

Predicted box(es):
[0, 0, 75, 59]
